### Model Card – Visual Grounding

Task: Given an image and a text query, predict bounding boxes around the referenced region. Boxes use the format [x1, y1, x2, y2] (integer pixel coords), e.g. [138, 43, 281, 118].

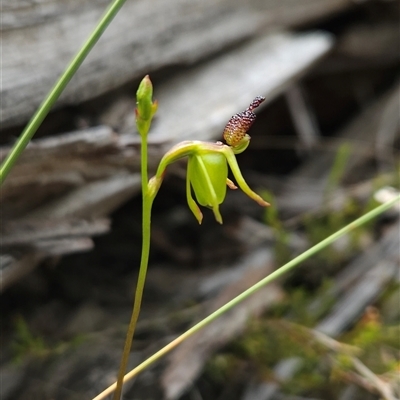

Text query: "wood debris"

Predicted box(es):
[2, 0, 347, 128]
[1, 31, 333, 289]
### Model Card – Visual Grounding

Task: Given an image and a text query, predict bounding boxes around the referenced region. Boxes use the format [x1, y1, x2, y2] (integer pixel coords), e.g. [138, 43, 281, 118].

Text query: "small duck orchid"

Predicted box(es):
[148, 97, 270, 224]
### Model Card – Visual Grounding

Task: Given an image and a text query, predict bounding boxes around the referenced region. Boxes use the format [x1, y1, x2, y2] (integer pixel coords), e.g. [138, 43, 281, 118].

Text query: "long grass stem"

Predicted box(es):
[93, 194, 400, 400]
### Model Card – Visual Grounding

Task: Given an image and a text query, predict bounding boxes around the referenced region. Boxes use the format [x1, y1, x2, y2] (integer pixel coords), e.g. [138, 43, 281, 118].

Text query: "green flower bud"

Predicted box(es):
[136, 75, 158, 135]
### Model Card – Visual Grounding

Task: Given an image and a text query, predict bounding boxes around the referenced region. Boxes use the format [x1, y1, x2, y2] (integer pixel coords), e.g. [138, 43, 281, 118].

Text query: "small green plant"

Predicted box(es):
[262, 190, 290, 264]
[302, 143, 354, 264]
[206, 353, 241, 384]
[11, 316, 86, 364]
[302, 147, 395, 269]
[324, 142, 351, 204]
[12, 316, 48, 363]
[221, 311, 398, 399]
[303, 198, 361, 266]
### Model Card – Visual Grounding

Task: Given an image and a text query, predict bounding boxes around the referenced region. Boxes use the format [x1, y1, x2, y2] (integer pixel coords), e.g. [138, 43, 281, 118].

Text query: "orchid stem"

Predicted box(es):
[112, 120, 154, 400]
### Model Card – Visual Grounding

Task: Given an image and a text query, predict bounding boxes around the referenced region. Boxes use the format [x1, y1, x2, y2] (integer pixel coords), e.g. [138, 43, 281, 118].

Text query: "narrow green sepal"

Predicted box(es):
[222, 146, 270, 207]
[186, 172, 203, 224]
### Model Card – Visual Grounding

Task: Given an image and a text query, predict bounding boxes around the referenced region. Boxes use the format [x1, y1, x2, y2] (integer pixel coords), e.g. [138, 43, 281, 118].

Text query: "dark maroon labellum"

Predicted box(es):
[223, 96, 265, 147]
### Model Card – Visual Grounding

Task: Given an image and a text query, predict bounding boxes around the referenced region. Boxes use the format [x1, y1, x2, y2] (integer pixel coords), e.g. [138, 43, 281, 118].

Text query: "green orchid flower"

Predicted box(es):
[149, 140, 269, 224]
[148, 97, 270, 224]
[148, 96, 270, 224]
[190, 143, 271, 223]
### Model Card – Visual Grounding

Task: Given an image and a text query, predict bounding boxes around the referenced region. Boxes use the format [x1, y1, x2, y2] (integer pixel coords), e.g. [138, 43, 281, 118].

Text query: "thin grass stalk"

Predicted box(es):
[93, 194, 400, 400]
[0, 0, 128, 185]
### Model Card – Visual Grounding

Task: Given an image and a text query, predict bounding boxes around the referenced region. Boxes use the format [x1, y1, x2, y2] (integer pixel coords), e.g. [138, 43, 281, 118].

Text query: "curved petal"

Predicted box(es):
[222, 147, 270, 207]
[186, 168, 203, 224]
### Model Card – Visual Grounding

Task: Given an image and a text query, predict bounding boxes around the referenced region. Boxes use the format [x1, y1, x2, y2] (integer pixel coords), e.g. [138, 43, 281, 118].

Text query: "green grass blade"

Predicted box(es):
[93, 194, 400, 400]
[0, 0, 128, 185]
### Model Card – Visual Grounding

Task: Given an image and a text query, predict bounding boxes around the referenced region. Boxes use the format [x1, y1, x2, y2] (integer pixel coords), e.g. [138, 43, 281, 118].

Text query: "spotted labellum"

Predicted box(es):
[223, 96, 265, 152]
[148, 97, 269, 223]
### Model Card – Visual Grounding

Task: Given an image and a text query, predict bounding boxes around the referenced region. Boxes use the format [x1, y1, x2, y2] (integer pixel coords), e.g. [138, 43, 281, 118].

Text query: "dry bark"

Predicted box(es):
[278, 81, 400, 215]
[1, 30, 334, 289]
[1, 0, 352, 128]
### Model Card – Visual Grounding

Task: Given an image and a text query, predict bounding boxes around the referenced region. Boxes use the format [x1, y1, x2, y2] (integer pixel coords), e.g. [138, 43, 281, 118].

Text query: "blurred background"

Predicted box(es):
[1, 1, 399, 399]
